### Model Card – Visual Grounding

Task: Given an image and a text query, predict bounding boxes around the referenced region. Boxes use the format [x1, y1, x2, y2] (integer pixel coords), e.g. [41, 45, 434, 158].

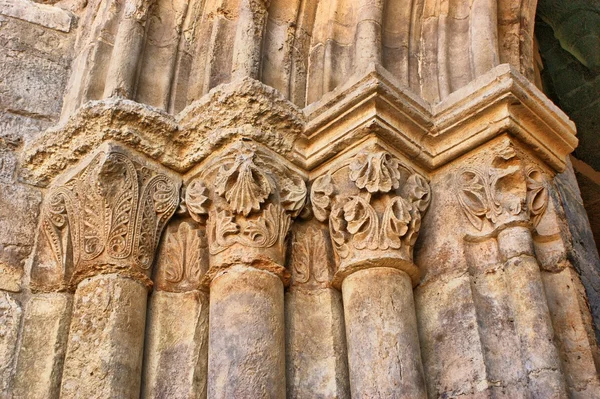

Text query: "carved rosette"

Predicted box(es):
[454, 143, 549, 233]
[33, 148, 181, 291]
[311, 146, 431, 287]
[185, 140, 307, 284]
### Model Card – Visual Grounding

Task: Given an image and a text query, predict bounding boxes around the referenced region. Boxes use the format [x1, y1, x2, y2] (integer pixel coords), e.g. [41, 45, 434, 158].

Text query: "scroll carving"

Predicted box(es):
[310, 146, 431, 284]
[33, 149, 181, 290]
[185, 140, 307, 277]
[455, 145, 548, 231]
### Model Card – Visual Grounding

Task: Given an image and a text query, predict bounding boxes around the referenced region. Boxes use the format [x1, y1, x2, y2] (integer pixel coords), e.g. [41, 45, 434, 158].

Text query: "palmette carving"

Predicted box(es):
[186, 140, 307, 275]
[164, 222, 207, 287]
[290, 227, 333, 286]
[35, 149, 180, 289]
[311, 147, 431, 282]
[455, 145, 549, 231]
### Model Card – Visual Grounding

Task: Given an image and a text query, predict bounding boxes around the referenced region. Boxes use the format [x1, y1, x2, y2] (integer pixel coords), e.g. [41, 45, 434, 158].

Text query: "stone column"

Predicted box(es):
[311, 145, 430, 398]
[286, 224, 350, 398]
[455, 138, 568, 397]
[19, 144, 181, 398]
[142, 219, 210, 399]
[13, 184, 78, 398]
[185, 140, 307, 399]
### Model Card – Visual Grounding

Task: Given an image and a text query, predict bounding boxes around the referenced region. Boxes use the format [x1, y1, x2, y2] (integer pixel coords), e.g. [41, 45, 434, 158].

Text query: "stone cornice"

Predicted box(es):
[21, 64, 577, 186]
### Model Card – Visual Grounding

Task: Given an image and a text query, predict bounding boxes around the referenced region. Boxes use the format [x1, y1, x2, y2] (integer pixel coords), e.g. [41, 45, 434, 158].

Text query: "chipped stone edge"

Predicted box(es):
[0, 0, 73, 33]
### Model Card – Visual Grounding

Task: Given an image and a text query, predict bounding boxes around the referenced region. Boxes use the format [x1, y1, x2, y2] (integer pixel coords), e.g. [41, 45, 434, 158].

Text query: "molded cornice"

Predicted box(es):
[21, 64, 577, 186]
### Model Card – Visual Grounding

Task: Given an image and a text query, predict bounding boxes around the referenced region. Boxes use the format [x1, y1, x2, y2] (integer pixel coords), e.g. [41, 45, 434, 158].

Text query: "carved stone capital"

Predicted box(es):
[311, 144, 431, 287]
[184, 139, 307, 285]
[32, 144, 181, 292]
[454, 139, 549, 235]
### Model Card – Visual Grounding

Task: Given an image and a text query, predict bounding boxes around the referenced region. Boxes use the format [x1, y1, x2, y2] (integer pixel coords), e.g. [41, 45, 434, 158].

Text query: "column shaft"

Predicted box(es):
[60, 274, 147, 398]
[498, 226, 567, 397]
[207, 265, 285, 399]
[342, 267, 427, 398]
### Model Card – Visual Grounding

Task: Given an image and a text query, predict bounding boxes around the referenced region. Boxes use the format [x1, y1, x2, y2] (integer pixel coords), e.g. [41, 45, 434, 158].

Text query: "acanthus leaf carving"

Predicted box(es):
[185, 179, 210, 221]
[290, 227, 333, 286]
[164, 221, 206, 286]
[349, 151, 403, 193]
[311, 174, 334, 222]
[310, 146, 431, 270]
[455, 146, 548, 231]
[343, 195, 379, 250]
[380, 197, 412, 250]
[188, 140, 306, 271]
[526, 166, 548, 228]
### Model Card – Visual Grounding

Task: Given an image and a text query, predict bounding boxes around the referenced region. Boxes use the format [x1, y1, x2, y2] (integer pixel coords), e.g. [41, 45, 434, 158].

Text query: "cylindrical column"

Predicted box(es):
[207, 265, 285, 398]
[342, 267, 427, 399]
[354, 0, 384, 74]
[59, 274, 148, 398]
[497, 226, 568, 398]
[103, 0, 152, 98]
[231, 0, 269, 80]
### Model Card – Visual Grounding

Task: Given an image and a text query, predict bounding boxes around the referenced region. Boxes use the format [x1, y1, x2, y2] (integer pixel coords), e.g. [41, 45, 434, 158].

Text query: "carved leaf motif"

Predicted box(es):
[165, 222, 204, 284]
[526, 167, 548, 227]
[280, 175, 308, 217]
[380, 197, 413, 250]
[456, 169, 490, 231]
[343, 196, 379, 250]
[79, 156, 106, 260]
[43, 190, 73, 267]
[186, 179, 210, 221]
[311, 174, 334, 222]
[349, 151, 401, 193]
[214, 148, 274, 216]
[329, 205, 349, 258]
[209, 210, 239, 254]
[405, 174, 431, 213]
[135, 175, 179, 270]
[291, 227, 331, 284]
[244, 203, 280, 248]
[105, 154, 138, 259]
[291, 232, 310, 284]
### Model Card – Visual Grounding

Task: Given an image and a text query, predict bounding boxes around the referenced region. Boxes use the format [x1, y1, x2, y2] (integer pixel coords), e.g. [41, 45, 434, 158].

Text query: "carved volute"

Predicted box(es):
[311, 145, 431, 288]
[454, 140, 549, 236]
[185, 139, 307, 284]
[32, 146, 181, 291]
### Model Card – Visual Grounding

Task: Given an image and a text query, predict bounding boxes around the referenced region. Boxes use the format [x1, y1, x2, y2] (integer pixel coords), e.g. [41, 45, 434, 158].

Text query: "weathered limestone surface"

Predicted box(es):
[286, 223, 350, 398]
[60, 275, 147, 398]
[2, 0, 600, 398]
[0, 291, 22, 395]
[142, 290, 209, 399]
[343, 268, 426, 398]
[207, 266, 286, 399]
[13, 293, 72, 399]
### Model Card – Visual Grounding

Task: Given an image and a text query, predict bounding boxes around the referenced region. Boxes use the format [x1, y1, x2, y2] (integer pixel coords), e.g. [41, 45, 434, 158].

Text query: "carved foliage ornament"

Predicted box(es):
[455, 146, 549, 231]
[41, 151, 179, 278]
[163, 221, 207, 289]
[311, 149, 431, 261]
[186, 141, 307, 256]
[290, 227, 333, 286]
